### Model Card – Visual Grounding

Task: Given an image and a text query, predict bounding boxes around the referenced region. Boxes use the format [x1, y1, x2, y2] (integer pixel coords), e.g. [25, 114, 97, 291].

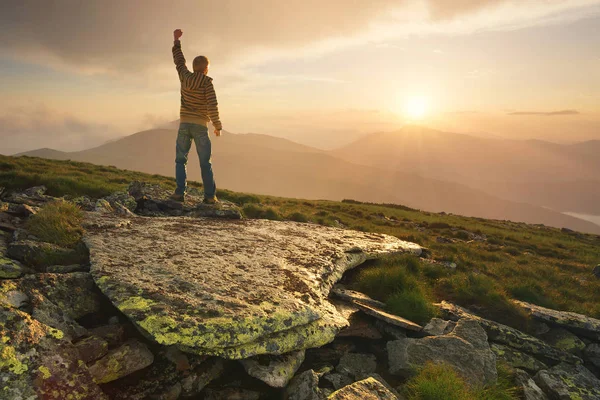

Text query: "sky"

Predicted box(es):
[1, 0, 599, 152]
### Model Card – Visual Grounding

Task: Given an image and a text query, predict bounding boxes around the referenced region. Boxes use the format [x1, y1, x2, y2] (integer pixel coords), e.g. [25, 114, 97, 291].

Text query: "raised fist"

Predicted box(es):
[173, 29, 183, 40]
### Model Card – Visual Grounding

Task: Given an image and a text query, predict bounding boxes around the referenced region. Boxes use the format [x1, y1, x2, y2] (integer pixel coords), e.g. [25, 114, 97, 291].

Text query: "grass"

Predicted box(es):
[403, 363, 518, 400]
[26, 201, 84, 247]
[3, 154, 600, 326]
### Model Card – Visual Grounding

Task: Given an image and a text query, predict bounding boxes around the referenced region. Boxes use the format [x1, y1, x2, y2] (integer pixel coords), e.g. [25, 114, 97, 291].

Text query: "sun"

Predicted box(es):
[402, 96, 429, 120]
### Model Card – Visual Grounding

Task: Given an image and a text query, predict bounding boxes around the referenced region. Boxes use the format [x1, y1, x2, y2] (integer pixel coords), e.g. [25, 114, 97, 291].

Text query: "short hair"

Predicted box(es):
[193, 56, 210, 72]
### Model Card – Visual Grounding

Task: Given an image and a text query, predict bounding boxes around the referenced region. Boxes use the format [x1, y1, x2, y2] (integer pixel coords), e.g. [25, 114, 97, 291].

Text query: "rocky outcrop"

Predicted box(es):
[534, 363, 600, 400]
[387, 318, 497, 387]
[240, 350, 306, 387]
[7, 239, 88, 270]
[491, 343, 548, 373]
[513, 369, 549, 400]
[285, 369, 323, 400]
[327, 377, 399, 400]
[88, 339, 155, 383]
[84, 212, 422, 359]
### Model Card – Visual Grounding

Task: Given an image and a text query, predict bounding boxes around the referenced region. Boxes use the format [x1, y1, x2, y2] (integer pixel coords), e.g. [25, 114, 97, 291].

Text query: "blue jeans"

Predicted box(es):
[175, 123, 216, 198]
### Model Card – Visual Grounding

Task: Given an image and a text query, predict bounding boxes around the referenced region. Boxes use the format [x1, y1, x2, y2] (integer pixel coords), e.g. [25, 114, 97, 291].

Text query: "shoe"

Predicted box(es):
[202, 196, 219, 204]
[169, 193, 185, 202]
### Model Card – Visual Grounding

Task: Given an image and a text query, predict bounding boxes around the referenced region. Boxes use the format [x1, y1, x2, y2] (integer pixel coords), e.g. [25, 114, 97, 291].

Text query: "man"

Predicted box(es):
[170, 28, 222, 203]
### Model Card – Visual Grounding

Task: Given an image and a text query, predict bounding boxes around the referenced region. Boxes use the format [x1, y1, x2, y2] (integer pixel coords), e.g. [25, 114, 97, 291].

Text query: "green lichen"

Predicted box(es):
[38, 365, 51, 379]
[118, 296, 155, 312]
[0, 345, 28, 374]
[0, 257, 23, 278]
[47, 327, 64, 339]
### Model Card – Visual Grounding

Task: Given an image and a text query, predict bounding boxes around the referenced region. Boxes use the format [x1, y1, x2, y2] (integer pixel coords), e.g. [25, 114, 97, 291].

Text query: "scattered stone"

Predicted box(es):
[89, 323, 127, 347]
[423, 318, 456, 336]
[328, 377, 399, 400]
[534, 363, 600, 400]
[323, 372, 354, 390]
[437, 301, 582, 364]
[338, 313, 383, 340]
[539, 327, 586, 355]
[0, 256, 27, 278]
[74, 335, 110, 363]
[593, 265, 600, 279]
[241, 350, 305, 388]
[353, 302, 422, 332]
[85, 212, 421, 359]
[0, 304, 107, 399]
[164, 345, 193, 371]
[72, 196, 96, 211]
[4, 185, 53, 206]
[88, 339, 155, 384]
[583, 343, 600, 368]
[491, 343, 548, 373]
[94, 199, 114, 213]
[46, 264, 89, 273]
[179, 357, 226, 395]
[513, 369, 549, 400]
[203, 388, 262, 400]
[336, 353, 378, 379]
[375, 320, 407, 340]
[387, 318, 497, 387]
[28, 289, 89, 340]
[330, 285, 386, 308]
[6, 203, 38, 217]
[284, 369, 323, 400]
[513, 300, 600, 341]
[7, 239, 88, 269]
[103, 191, 138, 212]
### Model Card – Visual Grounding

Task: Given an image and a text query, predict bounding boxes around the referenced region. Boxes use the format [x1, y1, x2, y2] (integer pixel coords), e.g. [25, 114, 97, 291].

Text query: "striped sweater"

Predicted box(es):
[172, 40, 222, 130]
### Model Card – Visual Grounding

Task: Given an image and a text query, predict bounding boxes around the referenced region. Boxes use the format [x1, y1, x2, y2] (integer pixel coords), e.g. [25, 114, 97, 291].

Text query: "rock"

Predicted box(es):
[284, 369, 323, 400]
[46, 264, 89, 273]
[28, 289, 89, 340]
[583, 343, 600, 368]
[513, 369, 549, 400]
[539, 327, 586, 355]
[514, 300, 600, 341]
[179, 357, 225, 395]
[88, 339, 154, 384]
[85, 213, 422, 359]
[0, 286, 29, 309]
[7, 240, 89, 269]
[95, 198, 114, 213]
[74, 336, 109, 363]
[203, 388, 262, 400]
[336, 353, 377, 379]
[0, 255, 27, 278]
[534, 363, 600, 400]
[328, 377, 399, 400]
[387, 318, 497, 387]
[240, 350, 305, 387]
[422, 318, 456, 336]
[337, 313, 382, 340]
[0, 304, 107, 399]
[491, 343, 548, 373]
[4, 186, 53, 206]
[89, 323, 127, 347]
[330, 285, 386, 309]
[72, 196, 96, 211]
[353, 302, 422, 332]
[437, 301, 582, 364]
[593, 265, 600, 279]
[6, 203, 38, 217]
[375, 320, 407, 340]
[323, 372, 354, 390]
[103, 191, 138, 212]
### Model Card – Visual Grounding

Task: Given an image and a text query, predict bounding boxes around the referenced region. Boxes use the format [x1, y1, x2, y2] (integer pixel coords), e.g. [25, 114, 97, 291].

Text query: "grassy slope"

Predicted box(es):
[2, 155, 599, 327]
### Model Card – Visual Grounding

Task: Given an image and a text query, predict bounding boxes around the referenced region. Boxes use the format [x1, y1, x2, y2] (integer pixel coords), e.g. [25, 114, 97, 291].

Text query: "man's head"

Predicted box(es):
[193, 56, 210, 74]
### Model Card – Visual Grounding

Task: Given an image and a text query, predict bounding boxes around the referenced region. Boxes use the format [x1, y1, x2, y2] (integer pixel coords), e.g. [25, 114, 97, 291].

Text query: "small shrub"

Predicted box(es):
[403, 362, 473, 400]
[286, 212, 309, 223]
[474, 363, 519, 400]
[354, 264, 420, 301]
[387, 288, 437, 325]
[26, 201, 84, 247]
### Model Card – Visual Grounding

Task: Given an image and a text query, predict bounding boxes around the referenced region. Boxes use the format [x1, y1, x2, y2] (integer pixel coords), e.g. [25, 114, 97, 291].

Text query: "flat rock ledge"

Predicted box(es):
[84, 212, 422, 359]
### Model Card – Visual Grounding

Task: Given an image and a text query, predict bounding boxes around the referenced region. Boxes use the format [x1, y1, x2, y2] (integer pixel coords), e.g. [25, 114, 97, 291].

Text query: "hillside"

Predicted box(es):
[16, 129, 600, 234]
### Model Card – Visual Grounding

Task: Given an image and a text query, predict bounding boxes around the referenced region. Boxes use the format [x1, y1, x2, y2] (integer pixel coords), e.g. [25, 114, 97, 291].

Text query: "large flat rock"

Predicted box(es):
[84, 213, 421, 359]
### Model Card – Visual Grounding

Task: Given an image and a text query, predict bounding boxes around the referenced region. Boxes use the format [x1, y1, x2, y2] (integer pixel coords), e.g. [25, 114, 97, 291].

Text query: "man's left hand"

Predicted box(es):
[214, 129, 222, 137]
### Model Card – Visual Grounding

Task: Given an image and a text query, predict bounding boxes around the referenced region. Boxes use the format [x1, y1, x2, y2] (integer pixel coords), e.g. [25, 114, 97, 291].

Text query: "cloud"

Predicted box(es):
[0, 105, 122, 153]
[508, 110, 581, 116]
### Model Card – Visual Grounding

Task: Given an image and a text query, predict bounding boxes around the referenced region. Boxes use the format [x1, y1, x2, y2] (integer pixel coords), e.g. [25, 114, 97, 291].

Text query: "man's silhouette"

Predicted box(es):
[170, 29, 222, 203]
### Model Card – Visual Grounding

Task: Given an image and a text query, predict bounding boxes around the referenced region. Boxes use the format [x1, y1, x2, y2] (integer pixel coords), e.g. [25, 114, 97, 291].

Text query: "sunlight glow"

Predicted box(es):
[403, 96, 429, 120]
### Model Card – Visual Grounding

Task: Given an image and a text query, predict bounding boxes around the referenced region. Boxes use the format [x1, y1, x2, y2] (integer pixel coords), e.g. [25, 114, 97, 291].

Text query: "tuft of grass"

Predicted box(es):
[26, 201, 84, 247]
[286, 212, 309, 223]
[242, 204, 282, 220]
[387, 288, 438, 325]
[474, 364, 519, 400]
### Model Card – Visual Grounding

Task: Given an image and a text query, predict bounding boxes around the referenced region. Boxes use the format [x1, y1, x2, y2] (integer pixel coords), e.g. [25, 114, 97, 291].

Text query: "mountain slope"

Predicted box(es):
[18, 128, 600, 234]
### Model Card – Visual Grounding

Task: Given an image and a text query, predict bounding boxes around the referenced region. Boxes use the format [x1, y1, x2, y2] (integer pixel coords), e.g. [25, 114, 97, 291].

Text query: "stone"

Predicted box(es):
[4, 186, 53, 206]
[593, 265, 600, 279]
[437, 301, 582, 364]
[422, 318, 456, 336]
[72, 196, 96, 211]
[0, 304, 107, 399]
[6, 203, 38, 217]
[203, 388, 262, 400]
[337, 313, 382, 340]
[353, 302, 422, 332]
[240, 350, 305, 388]
[103, 191, 138, 212]
[583, 343, 600, 368]
[74, 336, 109, 363]
[375, 320, 407, 340]
[328, 377, 399, 400]
[88, 339, 155, 384]
[514, 300, 600, 341]
[284, 369, 323, 400]
[46, 264, 89, 273]
[7, 240, 88, 269]
[513, 369, 549, 400]
[336, 353, 378, 379]
[323, 372, 354, 390]
[330, 285, 387, 308]
[89, 324, 127, 347]
[491, 343, 548, 373]
[95, 198, 114, 213]
[179, 357, 225, 395]
[387, 318, 497, 387]
[534, 363, 600, 400]
[539, 327, 586, 355]
[0, 256, 27, 278]
[84, 212, 422, 359]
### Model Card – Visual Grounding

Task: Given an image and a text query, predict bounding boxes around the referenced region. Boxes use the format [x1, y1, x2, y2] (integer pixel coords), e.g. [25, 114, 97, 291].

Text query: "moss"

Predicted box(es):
[38, 365, 51, 379]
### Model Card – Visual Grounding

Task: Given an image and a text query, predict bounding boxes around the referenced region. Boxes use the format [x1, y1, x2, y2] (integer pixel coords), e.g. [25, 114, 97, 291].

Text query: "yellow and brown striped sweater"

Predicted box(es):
[172, 40, 222, 130]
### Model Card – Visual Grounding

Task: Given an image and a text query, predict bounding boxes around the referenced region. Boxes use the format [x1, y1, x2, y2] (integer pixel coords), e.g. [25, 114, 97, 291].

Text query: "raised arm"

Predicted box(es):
[205, 79, 223, 133]
[172, 29, 191, 80]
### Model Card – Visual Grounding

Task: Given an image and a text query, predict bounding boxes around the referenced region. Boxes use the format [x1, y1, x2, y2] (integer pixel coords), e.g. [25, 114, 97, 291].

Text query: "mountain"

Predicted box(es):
[18, 128, 600, 234]
[331, 126, 600, 214]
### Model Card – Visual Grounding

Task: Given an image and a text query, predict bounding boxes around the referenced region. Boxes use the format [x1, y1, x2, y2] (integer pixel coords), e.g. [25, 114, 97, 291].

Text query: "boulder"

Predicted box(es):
[422, 318, 456, 336]
[102, 191, 138, 212]
[74, 336, 109, 363]
[0, 255, 27, 278]
[387, 318, 497, 387]
[330, 285, 386, 309]
[89, 323, 127, 347]
[337, 313, 382, 340]
[353, 302, 422, 332]
[593, 265, 600, 279]
[0, 304, 107, 399]
[513, 369, 549, 400]
[328, 377, 399, 400]
[88, 339, 154, 384]
[539, 327, 586, 355]
[240, 350, 305, 388]
[7, 240, 88, 269]
[583, 343, 600, 368]
[514, 300, 600, 341]
[490, 343, 548, 373]
[284, 369, 323, 400]
[336, 353, 378, 379]
[534, 363, 600, 400]
[375, 320, 407, 340]
[323, 372, 354, 390]
[4, 186, 53, 206]
[84, 212, 422, 359]
[437, 301, 582, 364]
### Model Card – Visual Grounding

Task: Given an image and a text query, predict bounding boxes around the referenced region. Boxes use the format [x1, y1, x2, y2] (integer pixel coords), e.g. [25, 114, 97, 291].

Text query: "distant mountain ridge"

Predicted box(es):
[18, 126, 600, 234]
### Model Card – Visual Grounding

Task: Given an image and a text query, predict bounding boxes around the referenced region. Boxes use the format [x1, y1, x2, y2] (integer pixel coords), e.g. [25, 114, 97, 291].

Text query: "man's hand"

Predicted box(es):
[173, 29, 183, 40]
[214, 129, 222, 137]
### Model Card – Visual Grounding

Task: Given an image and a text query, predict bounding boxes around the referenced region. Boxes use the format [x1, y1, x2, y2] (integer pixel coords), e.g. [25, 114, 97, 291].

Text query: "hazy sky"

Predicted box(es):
[1, 0, 599, 152]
